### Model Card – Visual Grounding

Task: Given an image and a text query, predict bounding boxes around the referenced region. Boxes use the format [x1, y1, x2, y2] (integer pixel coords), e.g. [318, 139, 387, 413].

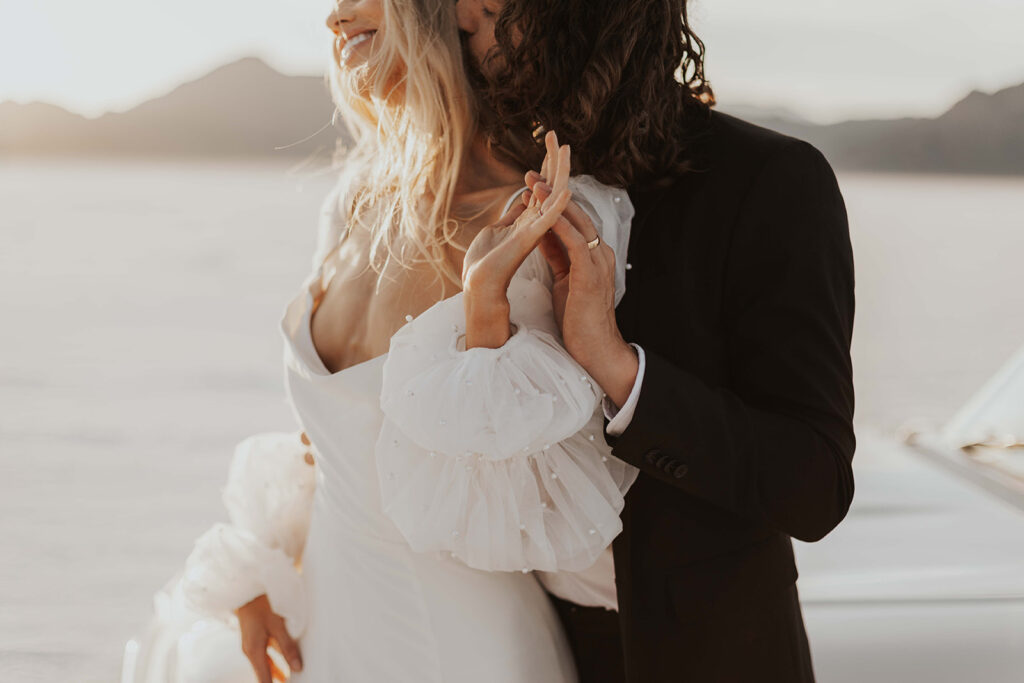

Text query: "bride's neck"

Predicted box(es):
[454, 132, 525, 196]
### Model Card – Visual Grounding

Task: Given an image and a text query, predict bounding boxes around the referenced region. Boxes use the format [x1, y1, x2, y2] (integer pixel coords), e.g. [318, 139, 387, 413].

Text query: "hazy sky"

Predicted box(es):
[3, 0, 1023, 123]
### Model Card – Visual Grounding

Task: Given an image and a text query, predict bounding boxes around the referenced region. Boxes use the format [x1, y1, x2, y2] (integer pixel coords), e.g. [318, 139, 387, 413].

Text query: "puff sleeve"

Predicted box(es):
[180, 431, 315, 637]
[375, 174, 639, 573]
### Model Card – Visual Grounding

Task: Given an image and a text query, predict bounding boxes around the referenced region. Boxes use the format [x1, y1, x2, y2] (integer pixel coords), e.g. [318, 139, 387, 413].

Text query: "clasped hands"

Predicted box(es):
[462, 130, 639, 408]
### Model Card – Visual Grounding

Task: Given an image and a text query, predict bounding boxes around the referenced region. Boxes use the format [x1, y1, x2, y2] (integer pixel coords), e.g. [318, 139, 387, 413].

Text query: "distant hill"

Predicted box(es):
[2, 56, 1022, 175]
[0, 57, 344, 161]
[725, 81, 1024, 175]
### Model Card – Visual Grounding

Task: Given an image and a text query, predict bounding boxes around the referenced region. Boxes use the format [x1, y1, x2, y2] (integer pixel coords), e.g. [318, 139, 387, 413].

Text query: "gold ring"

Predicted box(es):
[586, 235, 601, 250]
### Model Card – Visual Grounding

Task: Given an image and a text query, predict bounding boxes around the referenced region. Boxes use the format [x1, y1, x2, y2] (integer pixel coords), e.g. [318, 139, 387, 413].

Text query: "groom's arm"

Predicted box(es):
[602, 344, 646, 435]
[603, 139, 856, 543]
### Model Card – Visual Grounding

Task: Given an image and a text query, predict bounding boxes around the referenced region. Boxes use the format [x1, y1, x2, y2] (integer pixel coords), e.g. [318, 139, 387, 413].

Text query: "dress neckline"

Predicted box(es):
[301, 283, 388, 379]
[293, 183, 528, 380]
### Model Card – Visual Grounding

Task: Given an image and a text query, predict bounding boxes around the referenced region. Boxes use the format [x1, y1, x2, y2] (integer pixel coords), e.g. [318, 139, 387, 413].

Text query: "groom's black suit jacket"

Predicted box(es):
[551, 110, 856, 682]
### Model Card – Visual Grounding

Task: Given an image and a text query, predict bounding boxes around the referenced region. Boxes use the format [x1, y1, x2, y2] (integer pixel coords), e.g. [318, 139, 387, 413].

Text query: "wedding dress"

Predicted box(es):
[122, 175, 637, 683]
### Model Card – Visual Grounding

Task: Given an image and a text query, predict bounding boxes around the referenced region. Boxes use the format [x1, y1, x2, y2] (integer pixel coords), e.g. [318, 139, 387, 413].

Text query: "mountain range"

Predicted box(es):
[2, 57, 1022, 175]
[739, 86, 1024, 175]
[0, 58, 344, 163]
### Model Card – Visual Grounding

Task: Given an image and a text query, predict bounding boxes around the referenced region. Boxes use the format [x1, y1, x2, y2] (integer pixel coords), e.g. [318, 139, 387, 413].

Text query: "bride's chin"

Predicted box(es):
[343, 65, 408, 105]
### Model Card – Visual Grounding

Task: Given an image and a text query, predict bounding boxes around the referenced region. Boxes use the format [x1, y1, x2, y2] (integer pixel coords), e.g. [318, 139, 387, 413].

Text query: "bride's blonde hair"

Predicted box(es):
[324, 0, 477, 292]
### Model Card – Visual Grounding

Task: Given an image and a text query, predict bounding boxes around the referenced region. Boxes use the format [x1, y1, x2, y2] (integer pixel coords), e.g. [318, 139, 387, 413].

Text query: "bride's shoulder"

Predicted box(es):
[510, 174, 636, 300]
[566, 174, 634, 240]
[311, 169, 374, 272]
[311, 174, 353, 272]
[560, 175, 635, 307]
[568, 174, 631, 205]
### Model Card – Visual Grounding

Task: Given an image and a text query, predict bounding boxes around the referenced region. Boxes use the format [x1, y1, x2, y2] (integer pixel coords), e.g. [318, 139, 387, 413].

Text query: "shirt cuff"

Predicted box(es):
[602, 343, 645, 436]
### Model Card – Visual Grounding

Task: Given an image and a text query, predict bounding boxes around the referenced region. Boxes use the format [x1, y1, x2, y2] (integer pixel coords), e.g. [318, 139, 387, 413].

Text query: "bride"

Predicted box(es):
[124, 0, 637, 681]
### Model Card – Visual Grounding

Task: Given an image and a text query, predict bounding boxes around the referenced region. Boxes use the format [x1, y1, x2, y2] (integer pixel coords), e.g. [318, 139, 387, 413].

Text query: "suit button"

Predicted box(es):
[644, 448, 663, 465]
[672, 463, 689, 478]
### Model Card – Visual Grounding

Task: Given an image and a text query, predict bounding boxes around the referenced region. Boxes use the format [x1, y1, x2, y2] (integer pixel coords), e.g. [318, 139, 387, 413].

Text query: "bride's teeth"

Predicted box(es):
[341, 32, 373, 62]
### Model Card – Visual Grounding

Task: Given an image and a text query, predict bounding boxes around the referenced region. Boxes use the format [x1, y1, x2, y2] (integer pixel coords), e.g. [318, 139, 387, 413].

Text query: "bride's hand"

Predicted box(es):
[462, 133, 572, 349]
[519, 130, 582, 331]
[237, 594, 303, 682]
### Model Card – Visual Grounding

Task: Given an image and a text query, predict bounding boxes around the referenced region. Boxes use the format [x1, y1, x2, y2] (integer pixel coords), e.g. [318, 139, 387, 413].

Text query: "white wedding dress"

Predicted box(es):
[122, 176, 637, 683]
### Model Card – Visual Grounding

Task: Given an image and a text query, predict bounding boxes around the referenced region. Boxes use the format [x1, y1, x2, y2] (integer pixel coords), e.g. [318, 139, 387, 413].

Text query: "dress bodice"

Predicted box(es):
[278, 264, 406, 544]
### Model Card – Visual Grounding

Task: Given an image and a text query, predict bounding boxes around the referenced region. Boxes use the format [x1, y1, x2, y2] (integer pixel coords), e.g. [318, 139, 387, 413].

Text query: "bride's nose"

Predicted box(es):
[325, 3, 350, 35]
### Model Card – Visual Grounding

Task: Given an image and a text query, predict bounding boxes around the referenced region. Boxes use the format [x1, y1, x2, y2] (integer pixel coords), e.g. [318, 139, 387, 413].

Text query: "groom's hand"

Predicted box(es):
[525, 176, 639, 409]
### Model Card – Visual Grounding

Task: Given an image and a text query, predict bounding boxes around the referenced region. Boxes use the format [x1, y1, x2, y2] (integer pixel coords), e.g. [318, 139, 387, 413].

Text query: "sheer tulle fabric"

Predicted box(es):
[180, 432, 315, 636]
[377, 274, 639, 573]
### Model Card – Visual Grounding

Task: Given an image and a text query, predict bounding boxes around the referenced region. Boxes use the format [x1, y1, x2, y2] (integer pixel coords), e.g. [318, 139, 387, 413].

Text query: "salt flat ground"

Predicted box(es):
[1, 158, 1022, 682]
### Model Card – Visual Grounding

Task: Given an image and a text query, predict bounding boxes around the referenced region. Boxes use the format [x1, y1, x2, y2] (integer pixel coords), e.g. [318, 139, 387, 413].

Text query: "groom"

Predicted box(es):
[457, 1, 856, 682]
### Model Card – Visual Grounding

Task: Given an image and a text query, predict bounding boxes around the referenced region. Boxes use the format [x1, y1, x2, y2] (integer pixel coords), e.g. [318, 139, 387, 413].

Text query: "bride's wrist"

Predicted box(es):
[463, 291, 512, 349]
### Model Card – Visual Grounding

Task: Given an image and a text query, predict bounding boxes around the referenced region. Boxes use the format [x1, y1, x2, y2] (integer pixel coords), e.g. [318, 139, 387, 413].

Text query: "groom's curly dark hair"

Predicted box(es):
[466, 0, 715, 190]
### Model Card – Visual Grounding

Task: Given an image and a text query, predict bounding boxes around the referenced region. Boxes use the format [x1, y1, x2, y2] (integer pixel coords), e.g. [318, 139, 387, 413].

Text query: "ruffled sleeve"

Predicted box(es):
[180, 431, 315, 637]
[376, 174, 639, 574]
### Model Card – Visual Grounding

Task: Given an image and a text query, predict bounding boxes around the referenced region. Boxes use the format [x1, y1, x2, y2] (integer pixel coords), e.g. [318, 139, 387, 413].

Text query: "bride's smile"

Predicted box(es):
[338, 30, 376, 65]
[326, 0, 384, 72]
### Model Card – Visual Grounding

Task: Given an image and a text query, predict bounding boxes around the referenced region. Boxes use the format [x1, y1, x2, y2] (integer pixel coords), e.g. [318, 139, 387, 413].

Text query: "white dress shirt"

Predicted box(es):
[602, 342, 646, 436]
